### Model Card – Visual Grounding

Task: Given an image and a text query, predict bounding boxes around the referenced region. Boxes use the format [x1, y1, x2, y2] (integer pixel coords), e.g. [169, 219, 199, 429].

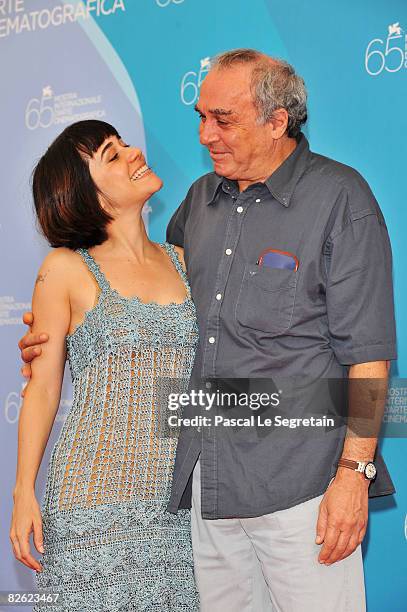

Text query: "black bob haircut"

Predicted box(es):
[32, 120, 120, 249]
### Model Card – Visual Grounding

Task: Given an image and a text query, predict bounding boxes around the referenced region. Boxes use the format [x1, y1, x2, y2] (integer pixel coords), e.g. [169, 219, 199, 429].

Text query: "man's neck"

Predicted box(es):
[237, 136, 298, 193]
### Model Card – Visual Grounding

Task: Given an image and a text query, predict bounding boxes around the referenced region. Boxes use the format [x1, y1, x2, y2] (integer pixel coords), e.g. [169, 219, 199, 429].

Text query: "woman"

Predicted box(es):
[9, 120, 199, 611]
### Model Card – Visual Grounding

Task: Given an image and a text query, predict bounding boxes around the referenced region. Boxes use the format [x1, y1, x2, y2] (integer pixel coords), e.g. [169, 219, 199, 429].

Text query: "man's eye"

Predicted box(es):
[198, 114, 206, 122]
[217, 120, 228, 126]
[110, 153, 119, 162]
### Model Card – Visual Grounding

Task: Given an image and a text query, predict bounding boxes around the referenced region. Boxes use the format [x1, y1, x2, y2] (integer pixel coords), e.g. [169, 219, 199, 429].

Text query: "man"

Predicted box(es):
[20, 50, 396, 611]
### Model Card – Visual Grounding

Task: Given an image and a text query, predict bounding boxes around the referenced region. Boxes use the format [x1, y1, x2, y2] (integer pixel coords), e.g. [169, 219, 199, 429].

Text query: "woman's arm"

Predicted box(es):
[10, 249, 71, 571]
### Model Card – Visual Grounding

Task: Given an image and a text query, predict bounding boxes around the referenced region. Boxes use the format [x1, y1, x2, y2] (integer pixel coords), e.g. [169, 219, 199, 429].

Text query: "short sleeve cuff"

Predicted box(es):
[333, 342, 397, 365]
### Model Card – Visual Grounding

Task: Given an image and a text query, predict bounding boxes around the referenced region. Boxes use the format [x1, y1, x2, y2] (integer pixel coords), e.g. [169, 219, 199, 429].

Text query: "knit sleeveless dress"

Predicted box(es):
[34, 243, 199, 611]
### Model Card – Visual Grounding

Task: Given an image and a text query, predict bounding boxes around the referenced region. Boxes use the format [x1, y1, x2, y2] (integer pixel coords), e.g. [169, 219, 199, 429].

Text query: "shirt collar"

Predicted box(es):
[204, 174, 225, 205]
[264, 132, 310, 207]
[206, 132, 311, 207]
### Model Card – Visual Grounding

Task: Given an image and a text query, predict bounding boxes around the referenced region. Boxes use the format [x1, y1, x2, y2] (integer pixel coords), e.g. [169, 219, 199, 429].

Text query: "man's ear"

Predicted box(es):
[268, 108, 289, 139]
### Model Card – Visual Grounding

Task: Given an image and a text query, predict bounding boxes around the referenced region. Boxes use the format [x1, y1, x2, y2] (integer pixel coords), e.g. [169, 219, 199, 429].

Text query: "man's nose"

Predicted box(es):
[200, 120, 219, 146]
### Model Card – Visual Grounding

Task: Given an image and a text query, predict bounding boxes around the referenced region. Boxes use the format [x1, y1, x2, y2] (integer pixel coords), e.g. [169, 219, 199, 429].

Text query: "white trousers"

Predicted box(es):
[191, 459, 366, 612]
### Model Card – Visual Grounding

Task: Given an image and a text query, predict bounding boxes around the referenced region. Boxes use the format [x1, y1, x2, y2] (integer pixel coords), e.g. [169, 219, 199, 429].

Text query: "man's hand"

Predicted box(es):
[18, 312, 49, 393]
[315, 468, 369, 565]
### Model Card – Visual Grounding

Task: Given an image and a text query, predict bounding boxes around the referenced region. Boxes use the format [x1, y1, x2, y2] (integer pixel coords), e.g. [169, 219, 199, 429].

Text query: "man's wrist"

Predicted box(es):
[335, 465, 371, 483]
[337, 453, 377, 486]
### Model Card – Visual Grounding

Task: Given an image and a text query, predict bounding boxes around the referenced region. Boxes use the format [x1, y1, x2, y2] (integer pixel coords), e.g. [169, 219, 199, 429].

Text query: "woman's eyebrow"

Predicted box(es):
[100, 141, 114, 160]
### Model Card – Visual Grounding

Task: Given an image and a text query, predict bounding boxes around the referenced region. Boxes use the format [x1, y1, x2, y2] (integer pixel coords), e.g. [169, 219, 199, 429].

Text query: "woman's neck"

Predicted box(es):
[93, 207, 155, 263]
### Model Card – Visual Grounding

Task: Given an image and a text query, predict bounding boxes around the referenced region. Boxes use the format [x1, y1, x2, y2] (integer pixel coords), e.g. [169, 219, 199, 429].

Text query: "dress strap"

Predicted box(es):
[163, 243, 191, 296]
[76, 248, 111, 292]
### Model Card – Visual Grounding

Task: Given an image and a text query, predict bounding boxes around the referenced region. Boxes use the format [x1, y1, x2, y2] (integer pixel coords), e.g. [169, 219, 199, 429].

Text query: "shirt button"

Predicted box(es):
[205, 381, 212, 389]
[255, 198, 261, 203]
[216, 293, 222, 301]
[225, 248, 232, 256]
[236, 206, 243, 213]
[197, 426, 202, 433]
[208, 336, 215, 344]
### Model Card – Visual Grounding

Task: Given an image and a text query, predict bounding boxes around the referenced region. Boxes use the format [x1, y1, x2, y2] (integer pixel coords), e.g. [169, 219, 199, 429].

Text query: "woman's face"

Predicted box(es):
[88, 135, 162, 213]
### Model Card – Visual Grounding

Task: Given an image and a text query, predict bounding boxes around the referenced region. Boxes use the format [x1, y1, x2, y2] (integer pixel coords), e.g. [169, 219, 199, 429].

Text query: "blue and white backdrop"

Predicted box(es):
[0, 1, 406, 610]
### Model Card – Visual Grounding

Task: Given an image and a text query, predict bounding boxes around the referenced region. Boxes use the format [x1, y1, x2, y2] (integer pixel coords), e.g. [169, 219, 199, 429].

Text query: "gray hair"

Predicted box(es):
[210, 49, 307, 138]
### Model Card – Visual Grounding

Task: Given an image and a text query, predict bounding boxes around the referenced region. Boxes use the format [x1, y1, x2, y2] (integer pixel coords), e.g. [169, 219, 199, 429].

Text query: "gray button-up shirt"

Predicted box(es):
[166, 133, 397, 518]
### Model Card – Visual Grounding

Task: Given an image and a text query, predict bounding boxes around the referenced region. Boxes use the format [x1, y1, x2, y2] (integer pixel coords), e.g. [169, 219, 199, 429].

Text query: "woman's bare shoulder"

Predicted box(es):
[42, 247, 78, 266]
[36, 247, 87, 287]
[37, 247, 73, 275]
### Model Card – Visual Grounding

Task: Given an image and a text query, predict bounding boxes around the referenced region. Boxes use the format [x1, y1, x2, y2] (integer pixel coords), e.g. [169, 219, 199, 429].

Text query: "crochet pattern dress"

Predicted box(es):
[34, 243, 199, 611]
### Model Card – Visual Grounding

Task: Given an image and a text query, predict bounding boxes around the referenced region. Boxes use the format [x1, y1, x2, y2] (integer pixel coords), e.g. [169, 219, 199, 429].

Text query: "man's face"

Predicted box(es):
[195, 65, 275, 184]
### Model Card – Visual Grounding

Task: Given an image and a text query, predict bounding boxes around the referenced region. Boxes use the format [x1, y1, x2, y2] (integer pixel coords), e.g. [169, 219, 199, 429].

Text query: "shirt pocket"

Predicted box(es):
[235, 263, 298, 335]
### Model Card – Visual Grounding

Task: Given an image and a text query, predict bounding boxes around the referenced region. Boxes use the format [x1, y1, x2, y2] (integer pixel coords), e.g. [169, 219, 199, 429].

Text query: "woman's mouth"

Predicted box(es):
[130, 164, 151, 181]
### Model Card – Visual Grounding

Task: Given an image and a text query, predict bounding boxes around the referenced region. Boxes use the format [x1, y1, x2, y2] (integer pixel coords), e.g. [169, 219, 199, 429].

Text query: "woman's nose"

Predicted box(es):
[127, 147, 143, 162]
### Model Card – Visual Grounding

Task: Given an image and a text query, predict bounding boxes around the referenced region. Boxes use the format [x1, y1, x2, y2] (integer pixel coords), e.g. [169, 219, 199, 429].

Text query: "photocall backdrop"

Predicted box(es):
[0, 1, 406, 610]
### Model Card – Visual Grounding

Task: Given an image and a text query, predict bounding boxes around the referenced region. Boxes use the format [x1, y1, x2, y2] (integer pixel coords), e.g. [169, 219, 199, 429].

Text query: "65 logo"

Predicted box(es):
[156, 0, 184, 6]
[25, 85, 54, 130]
[365, 22, 407, 76]
[180, 57, 211, 105]
[25, 85, 104, 130]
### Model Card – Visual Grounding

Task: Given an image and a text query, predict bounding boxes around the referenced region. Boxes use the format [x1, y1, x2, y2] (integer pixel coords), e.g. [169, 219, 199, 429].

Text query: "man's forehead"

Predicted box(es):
[198, 70, 252, 111]
[202, 65, 251, 91]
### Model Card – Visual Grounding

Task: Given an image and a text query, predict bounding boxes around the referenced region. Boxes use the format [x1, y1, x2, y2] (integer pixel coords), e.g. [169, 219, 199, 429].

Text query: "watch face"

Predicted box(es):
[365, 462, 377, 479]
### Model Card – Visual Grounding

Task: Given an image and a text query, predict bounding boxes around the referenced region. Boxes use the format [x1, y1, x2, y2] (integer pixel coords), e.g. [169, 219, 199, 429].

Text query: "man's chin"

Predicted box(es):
[213, 161, 233, 177]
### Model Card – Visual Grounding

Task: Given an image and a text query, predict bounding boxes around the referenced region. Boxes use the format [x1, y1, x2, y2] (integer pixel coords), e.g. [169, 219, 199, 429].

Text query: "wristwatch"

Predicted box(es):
[337, 458, 377, 481]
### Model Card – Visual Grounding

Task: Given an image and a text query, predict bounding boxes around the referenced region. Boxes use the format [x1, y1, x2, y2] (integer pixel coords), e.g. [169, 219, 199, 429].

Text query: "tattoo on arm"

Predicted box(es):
[35, 273, 47, 284]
